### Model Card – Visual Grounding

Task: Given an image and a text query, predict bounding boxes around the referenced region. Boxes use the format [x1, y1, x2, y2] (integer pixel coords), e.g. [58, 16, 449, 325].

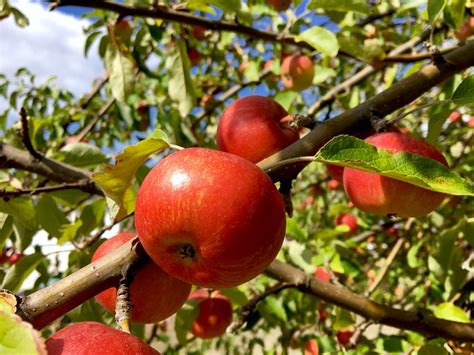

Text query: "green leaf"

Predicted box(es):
[2, 253, 43, 292]
[0, 311, 46, 355]
[433, 302, 470, 323]
[295, 27, 339, 57]
[308, 0, 369, 14]
[187, 0, 241, 13]
[92, 133, 169, 221]
[274, 91, 297, 111]
[12, 219, 35, 252]
[36, 195, 69, 238]
[243, 61, 260, 82]
[174, 303, 199, 345]
[428, 0, 447, 23]
[333, 309, 355, 331]
[220, 287, 248, 306]
[84, 31, 101, 57]
[286, 218, 306, 241]
[104, 41, 135, 103]
[54, 142, 108, 168]
[451, 75, 474, 105]
[0, 214, 13, 249]
[77, 199, 106, 236]
[407, 240, 424, 268]
[0, 197, 37, 230]
[285, 240, 314, 273]
[257, 297, 287, 322]
[58, 220, 83, 244]
[337, 34, 385, 63]
[10, 7, 29, 27]
[166, 39, 196, 117]
[313, 65, 336, 84]
[315, 135, 474, 196]
[418, 343, 448, 355]
[448, 0, 466, 29]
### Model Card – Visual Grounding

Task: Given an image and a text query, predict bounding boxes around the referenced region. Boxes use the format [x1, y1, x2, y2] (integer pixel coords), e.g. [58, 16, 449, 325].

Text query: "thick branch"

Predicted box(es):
[0, 143, 103, 195]
[261, 41, 474, 180]
[265, 260, 474, 342]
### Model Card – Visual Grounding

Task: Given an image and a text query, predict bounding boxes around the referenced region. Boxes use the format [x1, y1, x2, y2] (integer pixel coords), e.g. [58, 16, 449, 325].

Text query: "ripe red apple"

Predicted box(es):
[281, 54, 314, 91]
[267, 0, 291, 11]
[191, 25, 206, 40]
[216, 96, 299, 163]
[336, 329, 353, 347]
[45, 321, 159, 355]
[343, 132, 448, 217]
[188, 289, 233, 339]
[468, 116, 474, 127]
[449, 111, 462, 123]
[304, 339, 319, 355]
[454, 17, 474, 42]
[327, 179, 341, 190]
[187, 47, 201, 65]
[9, 252, 23, 265]
[334, 213, 358, 235]
[92, 232, 191, 324]
[318, 304, 328, 321]
[134, 148, 286, 288]
[0, 248, 9, 264]
[314, 267, 331, 282]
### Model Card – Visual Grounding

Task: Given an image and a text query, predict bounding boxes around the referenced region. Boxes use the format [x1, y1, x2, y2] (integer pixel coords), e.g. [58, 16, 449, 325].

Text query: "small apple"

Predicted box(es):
[327, 179, 341, 190]
[191, 25, 206, 40]
[468, 116, 474, 127]
[318, 304, 328, 321]
[188, 289, 233, 339]
[45, 321, 159, 355]
[8, 252, 23, 265]
[216, 95, 299, 163]
[0, 248, 9, 264]
[343, 132, 448, 217]
[314, 267, 331, 282]
[92, 232, 191, 324]
[448, 111, 462, 123]
[135, 148, 286, 288]
[334, 213, 358, 235]
[454, 17, 474, 42]
[187, 47, 201, 65]
[336, 329, 353, 347]
[281, 54, 315, 91]
[304, 338, 319, 355]
[136, 101, 150, 131]
[267, 0, 291, 11]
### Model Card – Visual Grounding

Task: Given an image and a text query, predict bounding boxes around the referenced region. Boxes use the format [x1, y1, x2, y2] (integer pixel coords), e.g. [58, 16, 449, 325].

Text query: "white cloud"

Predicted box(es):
[0, 0, 104, 98]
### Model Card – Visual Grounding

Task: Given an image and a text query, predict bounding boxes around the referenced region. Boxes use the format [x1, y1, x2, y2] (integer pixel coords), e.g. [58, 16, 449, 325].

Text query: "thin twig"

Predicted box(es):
[80, 73, 109, 109]
[75, 97, 115, 142]
[19, 108, 42, 160]
[0, 181, 96, 200]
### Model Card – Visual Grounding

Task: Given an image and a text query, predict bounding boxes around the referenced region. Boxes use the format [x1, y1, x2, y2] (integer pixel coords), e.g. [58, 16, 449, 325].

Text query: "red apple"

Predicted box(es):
[449, 111, 462, 123]
[281, 54, 314, 91]
[267, 0, 291, 11]
[343, 132, 448, 217]
[191, 25, 206, 40]
[334, 213, 358, 235]
[216, 96, 299, 163]
[304, 339, 319, 355]
[9, 252, 23, 265]
[92, 232, 191, 324]
[187, 47, 201, 65]
[46, 322, 159, 355]
[327, 179, 341, 190]
[454, 17, 474, 42]
[134, 148, 286, 288]
[314, 267, 331, 282]
[188, 289, 233, 339]
[336, 329, 353, 347]
[468, 116, 474, 127]
[318, 304, 328, 321]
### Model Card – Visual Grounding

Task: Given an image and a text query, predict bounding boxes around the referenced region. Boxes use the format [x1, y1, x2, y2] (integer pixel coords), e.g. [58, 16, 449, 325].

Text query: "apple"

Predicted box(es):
[468, 116, 474, 127]
[318, 304, 328, 321]
[188, 289, 233, 339]
[136, 101, 150, 131]
[327, 179, 341, 190]
[454, 17, 474, 42]
[449, 111, 462, 123]
[187, 47, 201, 65]
[45, 321, 159, 355]
[314, 267, 331, 282]
[336, 329, 353, 347]
[343, 132, 448, 217]
[267, 0, 291, 11]
[280, 54, 315, 91]
[134, 148, 286, 288]
[191, 25, 206, 40]
[0, 248, 9, 264]
[216, 95, 299, 163]
[92, 232, 191, 324]
[334, 213, 358, 235]
[8, 252, 23, 265]
[304, 338, 319, 355]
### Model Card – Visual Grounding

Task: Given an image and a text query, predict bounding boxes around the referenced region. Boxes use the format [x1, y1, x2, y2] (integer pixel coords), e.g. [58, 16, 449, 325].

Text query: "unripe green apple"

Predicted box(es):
[343, 132, 448, 217]
[46, 322, 159, 355]
[135, 148, 286, 288]
[216, 95, 299, 163]
[188, 289, 233, 339]
[281, 54, 315, 91]
[92, 232, 191, 324]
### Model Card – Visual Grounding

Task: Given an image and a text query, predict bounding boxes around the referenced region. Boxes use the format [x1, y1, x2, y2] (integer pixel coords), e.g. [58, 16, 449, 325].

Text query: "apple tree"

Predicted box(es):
[0, 0, 473, 354]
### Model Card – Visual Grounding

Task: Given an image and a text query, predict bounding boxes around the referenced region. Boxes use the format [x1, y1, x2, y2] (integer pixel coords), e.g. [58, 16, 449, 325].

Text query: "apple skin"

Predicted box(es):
[216, 96, 299, 163]
[92, 232, 191, 324]
[134, 148, 286, 289]
[46, 321, 159, 355]
[188, 289, 233, 339]
[449, 111, 462, 123]
[8, 252, 23, 265]
[468, 116, 474, 127]
[454, 17, 474, 42]
[334, 213, 358, 235]
[304, 339, 319, 355]
[187, 47, 201, 65]
[281, 54, 314, 91]
[343, 132, 448, 217]
[267, 0, 291, 11]
[327, 179, 341, 190]
[192, 25, 206, 40]
[336, 329, 353, 347]
[314, 267, 331, 282]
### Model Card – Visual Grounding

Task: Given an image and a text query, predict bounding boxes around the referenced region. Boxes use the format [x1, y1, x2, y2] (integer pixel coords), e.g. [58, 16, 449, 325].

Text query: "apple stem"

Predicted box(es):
[177, 244, 196, 259]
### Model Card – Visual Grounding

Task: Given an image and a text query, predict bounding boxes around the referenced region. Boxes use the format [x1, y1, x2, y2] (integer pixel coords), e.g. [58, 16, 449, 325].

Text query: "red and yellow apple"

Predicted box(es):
[336, 329, 353, 347]
[281, 54, 314, 91]
[188, 289, 233, 339]
[334, 213, 358, 235]
[45, 322, 159, 355]
[343, 132, 448, 217]
[304, 339, 319, 355]
[448, 111, 462, 123]
[135, 148, 286, 288]
[216, 95, 299, 163]
[92, 232, 191, 324]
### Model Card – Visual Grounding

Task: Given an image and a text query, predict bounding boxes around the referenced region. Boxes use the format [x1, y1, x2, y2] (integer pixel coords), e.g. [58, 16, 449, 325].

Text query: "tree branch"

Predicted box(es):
[19, 108, 42, 160]
[0, 181, 98, 200]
